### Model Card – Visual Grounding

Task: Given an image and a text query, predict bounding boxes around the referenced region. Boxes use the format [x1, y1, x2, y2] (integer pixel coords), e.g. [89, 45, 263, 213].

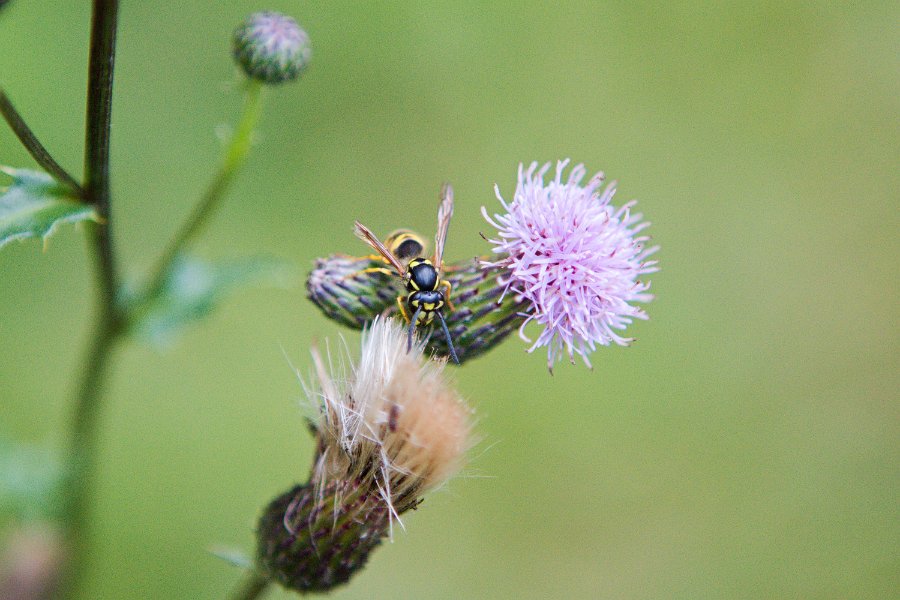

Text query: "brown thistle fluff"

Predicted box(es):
[306, 254, 529, 363]
[256, 318, 473, 593]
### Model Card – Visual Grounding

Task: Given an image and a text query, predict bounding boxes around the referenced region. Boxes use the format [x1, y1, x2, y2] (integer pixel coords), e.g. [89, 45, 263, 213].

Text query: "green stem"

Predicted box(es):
[229, 571, 271, 600]
[61, 1, 122, 597]
[0, 89, 84, 195]
[143, 79, 265, 301]
[62, 310, 120, 597]
[82, 0, 120, 306]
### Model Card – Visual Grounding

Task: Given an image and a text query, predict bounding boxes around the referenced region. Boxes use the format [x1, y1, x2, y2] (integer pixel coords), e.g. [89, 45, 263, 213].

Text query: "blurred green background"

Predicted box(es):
[1, 1, 897, 598]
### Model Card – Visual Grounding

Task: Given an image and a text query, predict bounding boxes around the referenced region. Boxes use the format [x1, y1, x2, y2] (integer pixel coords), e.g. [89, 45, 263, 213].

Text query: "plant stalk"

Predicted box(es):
[0, 89, 84, 195]
[62, 1, 122, 597]
[143, 78, 264, 301]
[82, 0, 120, 306]
[229, 572, 271, 600]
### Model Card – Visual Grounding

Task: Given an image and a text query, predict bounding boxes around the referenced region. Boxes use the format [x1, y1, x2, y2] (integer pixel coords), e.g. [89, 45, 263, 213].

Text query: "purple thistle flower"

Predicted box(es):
[482, 160, 659, 370]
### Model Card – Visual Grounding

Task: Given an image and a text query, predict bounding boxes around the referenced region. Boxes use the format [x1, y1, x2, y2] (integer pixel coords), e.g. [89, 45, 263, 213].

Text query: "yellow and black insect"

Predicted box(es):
[354, 185, 460, 364]
[382, 229, 425, 265]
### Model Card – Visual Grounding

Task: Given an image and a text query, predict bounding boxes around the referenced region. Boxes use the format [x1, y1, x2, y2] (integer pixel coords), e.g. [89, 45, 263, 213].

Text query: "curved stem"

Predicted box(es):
[143, 79, 265, 301]
[229, 571, 271, 600]
[0, 89, 84, 195]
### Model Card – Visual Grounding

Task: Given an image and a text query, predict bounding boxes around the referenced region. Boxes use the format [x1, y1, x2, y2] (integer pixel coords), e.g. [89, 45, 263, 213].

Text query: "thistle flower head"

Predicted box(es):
[255, 318, 473, 593]
[309, 317, 472, 518]
[232, 12, 311, 84]
[482, 160, 659, 369]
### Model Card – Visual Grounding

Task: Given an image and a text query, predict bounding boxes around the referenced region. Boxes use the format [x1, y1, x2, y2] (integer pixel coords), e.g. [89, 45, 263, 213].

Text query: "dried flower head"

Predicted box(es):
[309, 316, 472, 516]
[255, 317, 473, 593]
[232, 12, 311, 84]
[482, 160, 659, 369]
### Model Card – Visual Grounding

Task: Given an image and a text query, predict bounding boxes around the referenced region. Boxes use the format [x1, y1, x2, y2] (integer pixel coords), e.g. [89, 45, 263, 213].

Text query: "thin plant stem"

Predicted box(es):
[82, 0, 120, 305]
[143, 78, 265, 301]
[61, 0, 122, 597]
[62, 315, 120, 595]
[229, 572, 272, 600]
[0, 89, 84, 195]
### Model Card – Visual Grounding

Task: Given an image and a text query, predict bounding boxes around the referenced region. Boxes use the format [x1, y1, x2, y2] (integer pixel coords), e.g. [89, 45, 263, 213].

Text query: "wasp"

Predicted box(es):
[381, 230, 425, 265]
[354, 184, 460, 364]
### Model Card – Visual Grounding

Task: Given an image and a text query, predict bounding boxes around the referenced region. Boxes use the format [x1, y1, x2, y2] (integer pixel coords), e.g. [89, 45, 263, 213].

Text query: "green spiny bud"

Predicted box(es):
[256, 482, 389, 593]
[232, 12, 311, 84]
[306, 255, 528, 364]
[306, 254, 401, 329]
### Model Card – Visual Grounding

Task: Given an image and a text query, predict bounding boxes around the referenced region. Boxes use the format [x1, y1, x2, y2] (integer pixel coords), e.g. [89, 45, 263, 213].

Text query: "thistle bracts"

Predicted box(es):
[256, 482, 389, 593]
[253, 319, 472, 594]
[306, 254, 529, 363]
[306, 254, 399, 329]
[232, 12, 311, 84]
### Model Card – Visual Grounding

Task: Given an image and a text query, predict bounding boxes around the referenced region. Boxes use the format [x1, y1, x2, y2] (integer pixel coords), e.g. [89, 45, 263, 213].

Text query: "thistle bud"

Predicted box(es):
[255, 318, 473, 593]
[232, 12, 311, 84]
[256, 482, 389, 592]
[0, 526, 64, 600]
[306, 255, 529, 363]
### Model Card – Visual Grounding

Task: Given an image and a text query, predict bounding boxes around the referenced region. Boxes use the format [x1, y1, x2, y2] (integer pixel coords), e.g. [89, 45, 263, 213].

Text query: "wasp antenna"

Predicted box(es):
[437, 311, 460, 364]
[407, 305, 423, 352]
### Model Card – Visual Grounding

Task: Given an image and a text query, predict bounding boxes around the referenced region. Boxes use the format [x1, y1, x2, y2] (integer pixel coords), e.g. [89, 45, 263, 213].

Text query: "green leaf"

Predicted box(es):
[0, 167, 97, 250]
[0, 436, 65, 522]
[124, 254, 296, 347]
[209, 546, 253, 570]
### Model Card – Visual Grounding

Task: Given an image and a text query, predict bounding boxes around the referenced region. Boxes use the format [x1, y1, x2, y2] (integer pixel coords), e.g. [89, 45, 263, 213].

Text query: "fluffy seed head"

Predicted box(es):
[232, 12, 311, 84]
[306, 317, 472, 520]
[482, 160, 659, 369]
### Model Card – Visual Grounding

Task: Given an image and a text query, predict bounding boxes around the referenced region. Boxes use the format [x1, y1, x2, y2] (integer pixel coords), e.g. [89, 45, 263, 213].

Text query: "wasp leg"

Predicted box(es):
[397, 296, 411, 323]
[333, 266, 395, 285]
[439, 279, 456, 311]
[358, 266, 396, 277]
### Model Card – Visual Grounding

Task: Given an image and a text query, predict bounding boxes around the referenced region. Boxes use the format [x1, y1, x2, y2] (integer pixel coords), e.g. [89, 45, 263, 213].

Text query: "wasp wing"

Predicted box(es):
[433, 183, 454, 274]
[354, 221, 406, 276]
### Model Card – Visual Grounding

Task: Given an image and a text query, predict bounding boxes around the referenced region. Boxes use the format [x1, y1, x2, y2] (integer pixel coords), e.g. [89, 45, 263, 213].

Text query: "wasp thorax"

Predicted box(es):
[408, 258, 438, 291]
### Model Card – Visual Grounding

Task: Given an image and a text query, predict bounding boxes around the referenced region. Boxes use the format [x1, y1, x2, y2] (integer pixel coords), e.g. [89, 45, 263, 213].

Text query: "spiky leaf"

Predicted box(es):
[0, 437, 64, 522]
[0, 167, 97, 249]
[210, 546, 253, 570]
[125, 254, 295, 347]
